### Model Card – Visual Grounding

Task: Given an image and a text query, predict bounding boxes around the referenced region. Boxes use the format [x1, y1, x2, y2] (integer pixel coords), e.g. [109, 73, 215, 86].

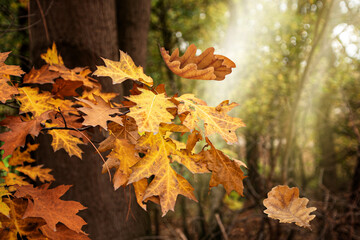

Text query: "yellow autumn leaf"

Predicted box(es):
[16, 165, 54, 183]
[17, 87, 54, 117]
[0, 185, 10, 217]
[102, 139, 140, 190]
[8, 144, 39, 166]
[4, 173, 29, 188]
[127, 88, 175, 133]
[128, 126, 207, 216]
[176, 95, 245, 143]
[263, 185, 317, 229]
[93, 50, 153, 86]
[46, 123, 83, 159]
[41, 42, 64, 65]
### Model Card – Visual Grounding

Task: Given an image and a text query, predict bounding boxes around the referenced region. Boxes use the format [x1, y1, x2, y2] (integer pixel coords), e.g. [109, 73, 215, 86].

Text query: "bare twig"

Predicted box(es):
[215, 213, 229, 240]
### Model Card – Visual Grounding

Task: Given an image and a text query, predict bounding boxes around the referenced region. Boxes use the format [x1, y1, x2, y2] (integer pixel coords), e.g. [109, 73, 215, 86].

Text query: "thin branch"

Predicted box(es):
[215, 213, 229, 240]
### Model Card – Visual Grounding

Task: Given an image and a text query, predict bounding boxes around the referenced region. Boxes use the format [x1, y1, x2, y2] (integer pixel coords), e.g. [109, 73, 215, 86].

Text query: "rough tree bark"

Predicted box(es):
[29, 0, 151, 239]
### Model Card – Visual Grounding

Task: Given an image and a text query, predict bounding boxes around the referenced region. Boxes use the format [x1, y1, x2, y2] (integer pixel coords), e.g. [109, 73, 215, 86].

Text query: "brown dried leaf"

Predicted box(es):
[76, 95, 123, 130]
[203, 138, 246, 195]
[14, 184, 87, 234]
[263, 185, 317, 228]
[160, 44, 235, 80]
[23, 65, 60, 84]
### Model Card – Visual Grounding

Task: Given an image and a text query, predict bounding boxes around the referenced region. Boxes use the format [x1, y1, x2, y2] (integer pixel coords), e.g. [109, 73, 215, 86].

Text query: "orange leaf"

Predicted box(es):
[51, 78, 83, 99]
[263, 185, 317, 229]
[23, 65, 60, 84]
[0, 198, 46, 239]
[0, 113, 50, 157]
[93, 50, 153, 86]
[14, 184, 87, 234]
[40, 224, 90, 240]
[203, 138, 246, 195]
[0, 52, 25, 77]
[160, 44, 235, 80]
[0, 77, 18, 103]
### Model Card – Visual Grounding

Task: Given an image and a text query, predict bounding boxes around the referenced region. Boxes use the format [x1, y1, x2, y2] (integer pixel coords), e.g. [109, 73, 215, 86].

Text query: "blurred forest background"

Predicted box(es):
[1, 0, 360, 239]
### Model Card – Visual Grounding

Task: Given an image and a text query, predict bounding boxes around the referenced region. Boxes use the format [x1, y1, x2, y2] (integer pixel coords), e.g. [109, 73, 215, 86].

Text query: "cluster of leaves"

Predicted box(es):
[0, 43, 316, 238]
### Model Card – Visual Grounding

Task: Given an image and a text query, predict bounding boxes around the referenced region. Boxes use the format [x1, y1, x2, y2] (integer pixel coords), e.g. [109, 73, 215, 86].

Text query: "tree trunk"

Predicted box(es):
[29, 0, 151, 239]
[116, 0, 151, 95]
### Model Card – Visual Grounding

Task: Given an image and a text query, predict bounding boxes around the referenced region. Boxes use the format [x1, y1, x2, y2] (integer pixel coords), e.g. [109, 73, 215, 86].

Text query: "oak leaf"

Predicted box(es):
[203, 138, 246, 195]
[46, 123, 83, 159]
[14, 184, 87, 234]
[176, 95, 245, 143]
[160, 44, 235, 80]
[93, 50, 153, 86]
[127, 88, 176, 133]
[41, 43, 64, 65]
[17, 87, 54, 117]
[0, 198, 46, 239]
[263, 185, 317, 228]
[76, 95, 123, 130]
[23, 65, 60, 84]
[49, 64, 97, 88]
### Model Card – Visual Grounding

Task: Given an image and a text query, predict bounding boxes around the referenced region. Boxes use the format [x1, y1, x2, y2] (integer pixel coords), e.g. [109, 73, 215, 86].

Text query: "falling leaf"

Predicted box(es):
[14, 184, 87, 234]
[127, 88, 176, 133]
[160, 44, 235, 80]
[93, 50, 153, 86]
[0, 113, 50, 157]
[203, 138, 245, 195]
[76, 95, 123, 130]
[52, 79, 83, 99]
[46, 123, 83, 159]
[176, 95, 245, 143]
[263, 185, 317, 228]
[41, 43, 64, 65]
[0, 198, 46, 239]
[17, 87, 54, 117]
[16, 165, 54, 183]
[23, 65, 60, 84]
